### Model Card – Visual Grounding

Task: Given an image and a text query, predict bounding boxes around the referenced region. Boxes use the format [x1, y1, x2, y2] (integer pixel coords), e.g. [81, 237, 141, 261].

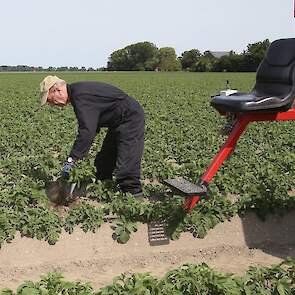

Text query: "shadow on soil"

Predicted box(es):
[241, 209, 295, 259]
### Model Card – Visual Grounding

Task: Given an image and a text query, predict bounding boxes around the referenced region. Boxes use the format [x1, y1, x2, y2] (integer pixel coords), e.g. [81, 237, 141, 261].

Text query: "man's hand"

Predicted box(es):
[61, 157, 75, 180]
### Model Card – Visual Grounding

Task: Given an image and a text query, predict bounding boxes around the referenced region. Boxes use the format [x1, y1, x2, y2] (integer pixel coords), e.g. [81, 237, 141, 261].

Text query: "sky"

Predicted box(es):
[1, 0, 294, 68]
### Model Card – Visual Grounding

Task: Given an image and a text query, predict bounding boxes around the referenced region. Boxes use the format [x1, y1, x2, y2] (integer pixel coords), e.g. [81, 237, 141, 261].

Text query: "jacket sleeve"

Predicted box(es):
[69, 98, 100, 160]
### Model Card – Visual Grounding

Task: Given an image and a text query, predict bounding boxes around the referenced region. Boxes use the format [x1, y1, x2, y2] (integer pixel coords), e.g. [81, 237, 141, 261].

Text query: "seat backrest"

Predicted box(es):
[255, 38, 295, 99]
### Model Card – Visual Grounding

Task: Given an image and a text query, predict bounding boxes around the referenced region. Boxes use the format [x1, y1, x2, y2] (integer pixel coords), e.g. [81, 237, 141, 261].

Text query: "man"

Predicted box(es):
[40, 75, 145, 199]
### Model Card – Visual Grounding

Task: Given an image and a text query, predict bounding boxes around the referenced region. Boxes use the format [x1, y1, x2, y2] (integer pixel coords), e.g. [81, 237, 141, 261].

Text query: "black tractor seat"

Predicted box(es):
[211, 91, 294, 113]
[211, 38, 295, 114]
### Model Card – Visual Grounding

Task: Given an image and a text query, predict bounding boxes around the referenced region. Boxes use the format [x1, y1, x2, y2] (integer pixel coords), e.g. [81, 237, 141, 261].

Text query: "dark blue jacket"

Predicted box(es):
[67, 81, 135, 160]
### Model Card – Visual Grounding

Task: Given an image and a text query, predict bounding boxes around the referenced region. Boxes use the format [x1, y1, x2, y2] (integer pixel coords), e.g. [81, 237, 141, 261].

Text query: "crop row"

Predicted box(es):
[1, 258, 295, 294]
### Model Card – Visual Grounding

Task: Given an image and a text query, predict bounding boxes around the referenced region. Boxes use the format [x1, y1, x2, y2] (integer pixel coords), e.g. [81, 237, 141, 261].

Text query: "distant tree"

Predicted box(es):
[144, 57, 159, 71]
[194, 51, 217, 72]
[107, 42, 158, 71]
[57, 66, 69, 71]
[128, 42, 158, 70]
[179, 49, 201, 71]
[157, 47, 181, 71]
[16, 65, 34, 71]
[0, 65, 8, 71]
[107, 48, 130, 71]
[213, 51, 245, 72]
[69, 67, 79, 71]
[242, 39, 270, 71]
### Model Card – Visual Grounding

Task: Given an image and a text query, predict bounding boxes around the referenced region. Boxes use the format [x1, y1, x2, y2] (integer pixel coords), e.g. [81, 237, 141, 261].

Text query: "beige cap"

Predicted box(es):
[39, 75, 65, 106]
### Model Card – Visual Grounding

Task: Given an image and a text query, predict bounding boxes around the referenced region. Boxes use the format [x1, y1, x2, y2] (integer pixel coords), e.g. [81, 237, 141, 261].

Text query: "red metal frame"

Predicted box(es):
[183, 107, 295, 211]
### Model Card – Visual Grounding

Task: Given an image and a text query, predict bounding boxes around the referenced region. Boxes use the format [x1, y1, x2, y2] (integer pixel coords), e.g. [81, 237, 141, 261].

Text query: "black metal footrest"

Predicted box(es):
[164, 178, 207, 196]
[148, 220, 170, 246]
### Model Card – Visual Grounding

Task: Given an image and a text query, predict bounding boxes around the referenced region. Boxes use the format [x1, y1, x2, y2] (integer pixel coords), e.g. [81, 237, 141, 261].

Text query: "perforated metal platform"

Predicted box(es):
[147, 195, 170, 246]
[164, 178, 207, 196]
[148, 220, 169, 246]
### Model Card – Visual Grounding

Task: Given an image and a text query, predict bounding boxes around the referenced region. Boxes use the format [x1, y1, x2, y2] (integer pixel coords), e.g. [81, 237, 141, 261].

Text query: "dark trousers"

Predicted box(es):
[94, 99, 144, 194]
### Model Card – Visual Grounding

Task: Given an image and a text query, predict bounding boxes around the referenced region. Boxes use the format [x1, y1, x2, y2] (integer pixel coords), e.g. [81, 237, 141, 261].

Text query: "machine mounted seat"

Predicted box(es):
[211, 38, 295, 113]
[164, 38, 295, 213]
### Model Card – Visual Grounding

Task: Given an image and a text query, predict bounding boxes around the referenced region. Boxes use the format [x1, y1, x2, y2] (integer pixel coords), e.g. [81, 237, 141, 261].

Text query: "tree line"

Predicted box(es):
[0, 39, 270, 72]
[107, 39, 270, 72]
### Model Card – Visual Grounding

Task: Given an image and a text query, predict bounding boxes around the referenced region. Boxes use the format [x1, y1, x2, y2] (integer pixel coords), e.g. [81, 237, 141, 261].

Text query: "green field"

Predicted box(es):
[0, 71, 294, 245]
[1, 72, 295, 293]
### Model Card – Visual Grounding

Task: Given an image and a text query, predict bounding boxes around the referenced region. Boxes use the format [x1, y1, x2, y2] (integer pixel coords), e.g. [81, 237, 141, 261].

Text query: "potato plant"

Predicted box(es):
[1, 258, 295, 294]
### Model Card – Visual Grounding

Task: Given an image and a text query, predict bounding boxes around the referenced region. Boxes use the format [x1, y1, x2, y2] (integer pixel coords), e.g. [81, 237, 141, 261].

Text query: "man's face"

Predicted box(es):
[47, 84, 68, 106]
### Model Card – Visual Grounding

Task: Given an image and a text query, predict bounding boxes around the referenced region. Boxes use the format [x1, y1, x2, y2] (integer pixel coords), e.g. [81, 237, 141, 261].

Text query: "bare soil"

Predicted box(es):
[0, 210, 294, 291]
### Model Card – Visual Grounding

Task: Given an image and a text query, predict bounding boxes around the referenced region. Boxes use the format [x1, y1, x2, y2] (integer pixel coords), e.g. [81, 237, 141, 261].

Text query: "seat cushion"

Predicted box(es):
[211, 92, 291, 113]
[211, 39, 295, 114]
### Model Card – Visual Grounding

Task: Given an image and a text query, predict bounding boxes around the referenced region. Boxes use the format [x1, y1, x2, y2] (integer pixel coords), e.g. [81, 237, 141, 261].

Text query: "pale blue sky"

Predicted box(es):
[1, 0, 294, 68]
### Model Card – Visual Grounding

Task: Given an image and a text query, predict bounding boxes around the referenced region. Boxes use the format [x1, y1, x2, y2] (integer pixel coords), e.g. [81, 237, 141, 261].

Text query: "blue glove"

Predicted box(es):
[61, 157, 75, 179]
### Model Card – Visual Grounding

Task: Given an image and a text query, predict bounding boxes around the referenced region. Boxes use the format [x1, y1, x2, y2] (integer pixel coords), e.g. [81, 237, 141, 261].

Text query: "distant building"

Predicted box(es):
[210, 51, 230, 58]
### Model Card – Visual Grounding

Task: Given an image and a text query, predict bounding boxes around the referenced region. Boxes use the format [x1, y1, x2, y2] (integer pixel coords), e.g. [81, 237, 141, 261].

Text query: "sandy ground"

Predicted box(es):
[0, 210, 294, 291]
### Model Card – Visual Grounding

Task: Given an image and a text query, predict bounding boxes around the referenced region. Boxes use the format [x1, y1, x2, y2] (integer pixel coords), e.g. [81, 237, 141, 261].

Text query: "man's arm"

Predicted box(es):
[69, 98, 100, 160]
